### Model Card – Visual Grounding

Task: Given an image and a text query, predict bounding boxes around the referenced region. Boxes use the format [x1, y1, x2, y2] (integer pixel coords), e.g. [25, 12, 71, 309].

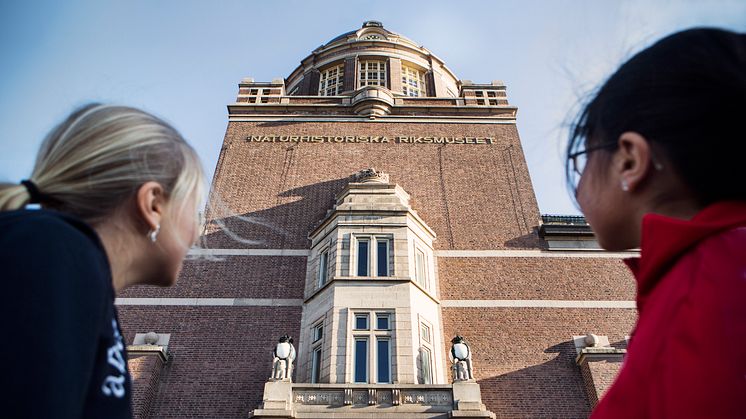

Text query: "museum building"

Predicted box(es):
[118, 21, 638, 418]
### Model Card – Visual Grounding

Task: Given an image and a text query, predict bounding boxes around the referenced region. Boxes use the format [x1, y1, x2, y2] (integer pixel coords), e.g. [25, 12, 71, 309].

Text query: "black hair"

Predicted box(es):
[566, 28, 746, 206]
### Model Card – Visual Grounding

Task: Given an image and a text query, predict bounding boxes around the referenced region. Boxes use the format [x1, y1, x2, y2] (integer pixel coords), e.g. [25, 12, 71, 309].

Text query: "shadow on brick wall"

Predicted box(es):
[476, 340, 592, 418]
[503, 227, 547, 249]
[202, 176, 351, 249]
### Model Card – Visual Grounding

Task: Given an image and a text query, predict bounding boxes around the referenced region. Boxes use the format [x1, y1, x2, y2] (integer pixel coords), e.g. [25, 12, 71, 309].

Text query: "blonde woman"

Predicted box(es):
[0, 104, 205, 418]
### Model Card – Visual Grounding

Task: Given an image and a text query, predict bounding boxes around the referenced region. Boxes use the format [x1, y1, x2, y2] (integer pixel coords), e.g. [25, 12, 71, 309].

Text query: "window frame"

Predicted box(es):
[401, 64, 427, 97]
[352, 235, 393, 277]
[417, 318, 435, 384]
[318, 247, 330, 287]
[310, 319, 325, 383]
[414, 246, 428, 289]
[358, 60, 387, 88]
[318, 64, 344, 96]
[351, 310, 394, 384]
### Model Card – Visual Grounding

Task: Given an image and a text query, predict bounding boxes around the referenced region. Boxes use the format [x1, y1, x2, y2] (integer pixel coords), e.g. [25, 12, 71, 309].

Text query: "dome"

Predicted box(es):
[284, 21, 461, 98]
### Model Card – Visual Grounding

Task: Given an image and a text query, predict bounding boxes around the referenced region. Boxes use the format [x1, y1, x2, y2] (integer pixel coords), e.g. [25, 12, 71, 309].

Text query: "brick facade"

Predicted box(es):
[119, 22, 636, 418]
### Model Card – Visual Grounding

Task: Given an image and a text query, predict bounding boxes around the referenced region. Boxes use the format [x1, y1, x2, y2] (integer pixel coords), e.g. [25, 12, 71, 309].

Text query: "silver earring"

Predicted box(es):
[621, 180, 630, 192]
[149, 225, 160, 243]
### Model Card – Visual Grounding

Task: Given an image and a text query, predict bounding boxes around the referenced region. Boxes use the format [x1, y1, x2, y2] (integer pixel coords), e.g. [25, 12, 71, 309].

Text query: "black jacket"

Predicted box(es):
[0, 209, 133, 418]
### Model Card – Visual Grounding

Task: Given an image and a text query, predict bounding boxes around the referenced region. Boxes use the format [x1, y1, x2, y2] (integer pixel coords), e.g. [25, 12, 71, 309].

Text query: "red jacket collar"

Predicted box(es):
[624, 201, 746, 303]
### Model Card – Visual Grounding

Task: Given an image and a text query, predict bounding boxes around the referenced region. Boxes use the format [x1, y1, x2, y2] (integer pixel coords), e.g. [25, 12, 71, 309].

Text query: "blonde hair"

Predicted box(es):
[0, 103, 205, 225]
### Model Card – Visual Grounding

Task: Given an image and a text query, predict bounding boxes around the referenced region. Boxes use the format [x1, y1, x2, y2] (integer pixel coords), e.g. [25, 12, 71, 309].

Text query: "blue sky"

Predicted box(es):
[1, 0, 744, 215]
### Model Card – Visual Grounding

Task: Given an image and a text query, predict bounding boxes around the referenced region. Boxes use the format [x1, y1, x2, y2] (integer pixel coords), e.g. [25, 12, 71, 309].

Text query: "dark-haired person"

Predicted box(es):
[566, 28, 746, 418]
[0, 104, 205, 418]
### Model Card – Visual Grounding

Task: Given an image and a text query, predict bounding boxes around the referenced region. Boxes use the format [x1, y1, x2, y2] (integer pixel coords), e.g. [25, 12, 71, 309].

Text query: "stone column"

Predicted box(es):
[388, 57, 402, 94]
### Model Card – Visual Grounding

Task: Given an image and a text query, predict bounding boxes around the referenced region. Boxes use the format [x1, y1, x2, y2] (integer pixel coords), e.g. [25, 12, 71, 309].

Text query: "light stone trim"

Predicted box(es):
[115, 298, 303, 306]
[435, 250, 637, 258]
[441, 300, 636, 309]
[186, 249, 637, 258]
[188, 248, 310, 257]
[115, 298, 635, 309]
[227, 116, 517, 124]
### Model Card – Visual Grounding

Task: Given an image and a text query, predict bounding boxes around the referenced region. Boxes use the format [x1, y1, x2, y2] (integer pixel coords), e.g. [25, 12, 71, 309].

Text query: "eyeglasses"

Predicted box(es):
[568, 142, 618, 176]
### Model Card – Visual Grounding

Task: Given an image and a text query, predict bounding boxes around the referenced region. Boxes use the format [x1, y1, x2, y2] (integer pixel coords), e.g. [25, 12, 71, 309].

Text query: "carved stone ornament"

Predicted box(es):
[353, 168, 390, 184]
[271, 334, 296, 381]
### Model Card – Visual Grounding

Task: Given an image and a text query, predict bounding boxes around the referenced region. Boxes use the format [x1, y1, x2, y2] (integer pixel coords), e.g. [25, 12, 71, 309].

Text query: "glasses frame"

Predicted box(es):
[568, 142, 618, 176]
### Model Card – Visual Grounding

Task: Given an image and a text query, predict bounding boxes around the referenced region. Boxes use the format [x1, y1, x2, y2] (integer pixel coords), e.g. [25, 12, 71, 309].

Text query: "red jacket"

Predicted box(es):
[592, 201, 746, 419]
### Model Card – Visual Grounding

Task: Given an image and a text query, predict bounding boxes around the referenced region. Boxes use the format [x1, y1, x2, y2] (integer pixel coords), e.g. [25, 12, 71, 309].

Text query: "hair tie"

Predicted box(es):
[20, 180, 43, 204]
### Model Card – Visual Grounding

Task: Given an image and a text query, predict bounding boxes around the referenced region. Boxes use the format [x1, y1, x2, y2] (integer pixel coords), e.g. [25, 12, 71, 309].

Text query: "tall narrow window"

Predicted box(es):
[318, 250, 329, 287]
[377, 339, 391, 383]
[311, 347, 322, 383]
[359, 61, 387, 88]
[318, 64, 344, 96]
[415, 248, 427, 288]
[419, 347, 432, 384]
[401, 65, 427, 97]
[357, 239, 370, 276]
[377, 240, 389, 277]
[354, 338, 368, 383]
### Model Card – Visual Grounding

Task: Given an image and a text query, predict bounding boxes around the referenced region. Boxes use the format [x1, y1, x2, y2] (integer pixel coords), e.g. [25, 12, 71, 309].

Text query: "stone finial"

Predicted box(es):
[144, 332, 159, 345]
[353, 168, 390, 184]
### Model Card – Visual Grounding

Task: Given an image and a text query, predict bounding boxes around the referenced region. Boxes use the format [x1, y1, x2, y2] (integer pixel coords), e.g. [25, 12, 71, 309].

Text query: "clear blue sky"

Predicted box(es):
[1, 0, 744, 215]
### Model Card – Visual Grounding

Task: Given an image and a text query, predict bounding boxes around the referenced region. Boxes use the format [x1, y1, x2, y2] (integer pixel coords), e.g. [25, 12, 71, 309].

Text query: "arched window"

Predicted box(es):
[401, 65, 427, 97]
[359, 60, 387, 88]
[318, 64, 344, 96]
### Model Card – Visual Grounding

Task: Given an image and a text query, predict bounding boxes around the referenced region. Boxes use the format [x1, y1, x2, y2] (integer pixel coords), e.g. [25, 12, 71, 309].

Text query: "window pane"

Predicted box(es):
[354, 339, 368, 383]
[312, 347, 322, 383]
[377, 339, 390, 383]
[420, 347, 432, 384]
[376, 314, 389, 330]
[377, 240, 388, 277]
[355, 314, 369, 330]
[318, 251, 328, 286]
[357, 240, 369, 276]
[415, 249, 426, 287]
[420, 323, 430, 343]
[313, 325, 323, 342]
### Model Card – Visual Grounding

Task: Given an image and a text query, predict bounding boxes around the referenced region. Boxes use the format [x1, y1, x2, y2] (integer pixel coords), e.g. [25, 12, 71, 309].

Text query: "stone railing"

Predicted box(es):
[292, 383, 453, 411]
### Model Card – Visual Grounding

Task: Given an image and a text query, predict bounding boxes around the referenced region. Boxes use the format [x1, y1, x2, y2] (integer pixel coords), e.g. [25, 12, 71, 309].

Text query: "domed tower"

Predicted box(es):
[119, 20, 636, 419]
[231, 20, 516, 120]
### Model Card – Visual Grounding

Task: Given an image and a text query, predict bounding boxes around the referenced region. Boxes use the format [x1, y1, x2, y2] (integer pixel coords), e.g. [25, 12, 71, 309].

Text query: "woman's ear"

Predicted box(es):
[615, 132, 654, 192]
[136, 181, 165, 232]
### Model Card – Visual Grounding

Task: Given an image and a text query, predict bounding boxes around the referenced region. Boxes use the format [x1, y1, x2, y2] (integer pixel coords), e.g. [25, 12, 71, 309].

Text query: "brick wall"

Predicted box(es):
[579, 356, 624, 409]
[128, 353, 164, 419]
[442, 308, 635, 418]
[438, 257, 635, 300]
[119, 306, 302, 418]
[119, 256, 307, 299]
[203, 122, 542, 251]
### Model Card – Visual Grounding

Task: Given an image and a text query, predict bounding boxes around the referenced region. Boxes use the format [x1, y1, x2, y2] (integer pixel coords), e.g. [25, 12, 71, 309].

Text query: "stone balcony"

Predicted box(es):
[249, 381, 496, 418]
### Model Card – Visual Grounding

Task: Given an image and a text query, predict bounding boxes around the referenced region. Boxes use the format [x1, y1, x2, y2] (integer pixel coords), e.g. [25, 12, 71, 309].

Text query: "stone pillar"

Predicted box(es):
[388, 57, 402, 94]
[127, 333, 170, 419]
[300, 70, 320, 95]
[451, 382, 496, 418]
[573, 334, 626, 408]
[343, 57, 356, 93]
[247, 381, 294, 418]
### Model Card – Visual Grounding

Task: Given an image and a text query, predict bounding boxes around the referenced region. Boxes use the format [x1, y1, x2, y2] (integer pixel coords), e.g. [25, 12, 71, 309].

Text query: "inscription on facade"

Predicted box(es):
[245, 135, 495, 145]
